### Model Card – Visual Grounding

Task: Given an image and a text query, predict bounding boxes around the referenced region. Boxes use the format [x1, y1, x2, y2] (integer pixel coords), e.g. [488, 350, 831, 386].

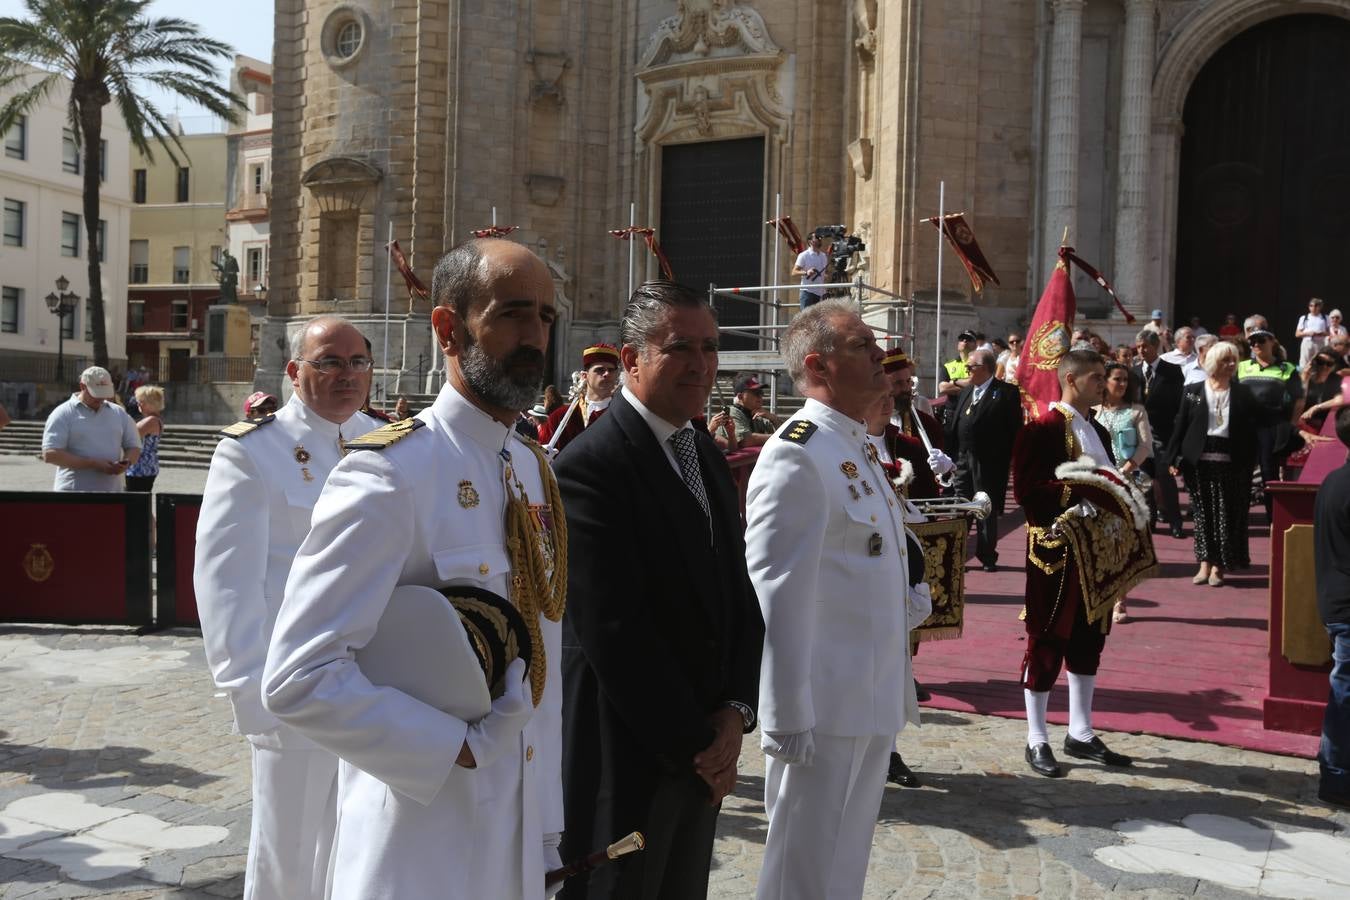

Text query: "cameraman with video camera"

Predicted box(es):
[792, 231, 830, 309]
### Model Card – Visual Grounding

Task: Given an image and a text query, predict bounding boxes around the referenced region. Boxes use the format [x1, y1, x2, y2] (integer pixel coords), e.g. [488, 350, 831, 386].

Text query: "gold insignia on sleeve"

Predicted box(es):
[458, 480, 481, 509]
[781, 420, 818, 444]
[219, 414, 275, 439]
[840, 461, 859, 479]
[342, 418, 426, 451]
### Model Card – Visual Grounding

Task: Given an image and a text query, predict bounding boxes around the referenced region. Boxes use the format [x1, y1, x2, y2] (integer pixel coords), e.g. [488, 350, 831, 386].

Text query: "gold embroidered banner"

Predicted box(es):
[910, 517, 969, 643]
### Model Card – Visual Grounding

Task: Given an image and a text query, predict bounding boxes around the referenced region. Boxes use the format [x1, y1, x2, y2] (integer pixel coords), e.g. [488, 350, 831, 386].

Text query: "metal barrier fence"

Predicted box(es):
[0, 355, 255, 385]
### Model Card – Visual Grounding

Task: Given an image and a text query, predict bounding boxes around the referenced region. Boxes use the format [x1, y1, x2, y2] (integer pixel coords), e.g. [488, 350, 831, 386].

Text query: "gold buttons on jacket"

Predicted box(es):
[526, 745, 534, 761]
[479, 563, 490, 576]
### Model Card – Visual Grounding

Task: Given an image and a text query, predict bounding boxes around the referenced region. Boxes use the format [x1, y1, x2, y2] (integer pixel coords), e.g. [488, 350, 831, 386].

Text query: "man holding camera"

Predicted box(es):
[792, 232, 829, 309]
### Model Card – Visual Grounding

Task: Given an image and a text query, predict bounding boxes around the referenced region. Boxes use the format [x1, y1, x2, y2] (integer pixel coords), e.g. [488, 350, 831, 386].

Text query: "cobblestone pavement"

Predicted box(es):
[1, 624, 1346, 899]
[4, 459, 1348, 896]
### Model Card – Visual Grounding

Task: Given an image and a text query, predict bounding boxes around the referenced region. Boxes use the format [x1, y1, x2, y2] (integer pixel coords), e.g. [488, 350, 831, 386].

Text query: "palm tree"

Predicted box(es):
[0, 0, 242, 371]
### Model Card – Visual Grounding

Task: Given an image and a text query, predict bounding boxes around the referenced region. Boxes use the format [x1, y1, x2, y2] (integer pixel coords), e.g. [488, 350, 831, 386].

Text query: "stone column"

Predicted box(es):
[1044, 0, 1085, 273]
[1113, 0, 1157, 318]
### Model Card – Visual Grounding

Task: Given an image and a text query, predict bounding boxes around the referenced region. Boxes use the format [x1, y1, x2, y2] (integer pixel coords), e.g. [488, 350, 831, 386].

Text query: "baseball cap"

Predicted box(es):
[79, 366, 115, 399]
[1247, 329, 1275, 342]
[734, 374, 764, 393]
[957, 330, 977, 342]
[1151, 308, 1164, 319]
[243, 391, 277, 415]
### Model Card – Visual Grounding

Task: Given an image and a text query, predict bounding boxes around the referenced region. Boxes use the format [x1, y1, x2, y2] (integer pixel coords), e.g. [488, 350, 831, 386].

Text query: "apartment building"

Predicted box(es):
[0, 66, 131, 377]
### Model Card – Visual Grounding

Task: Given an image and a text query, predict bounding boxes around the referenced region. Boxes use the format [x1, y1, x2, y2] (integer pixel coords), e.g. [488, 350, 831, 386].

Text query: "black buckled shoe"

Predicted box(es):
[914, 679, 932, 702]
[1063, 735, 1132, 767]
[887, 752, 921, 787]
[1025, 742, 1064, 778]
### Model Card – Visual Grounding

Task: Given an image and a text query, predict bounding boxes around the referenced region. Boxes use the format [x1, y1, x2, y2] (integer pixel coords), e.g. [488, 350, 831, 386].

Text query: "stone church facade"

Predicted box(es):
[258, 0, 1350, 396]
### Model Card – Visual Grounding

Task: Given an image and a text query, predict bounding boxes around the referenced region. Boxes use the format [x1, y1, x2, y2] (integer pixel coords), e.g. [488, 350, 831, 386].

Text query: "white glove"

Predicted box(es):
[927, 449, 955, 476]
[762, 730, 814, 766]
[907, 581, 933, 628]
[543, 831, 564, 898]
[463, 659, 532, 769]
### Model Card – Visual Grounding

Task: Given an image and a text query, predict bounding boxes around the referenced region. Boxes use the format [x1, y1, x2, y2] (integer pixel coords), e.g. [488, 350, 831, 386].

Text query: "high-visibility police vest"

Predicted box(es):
[944, 358, 970, 382]
[1237, 358, 1300, 418]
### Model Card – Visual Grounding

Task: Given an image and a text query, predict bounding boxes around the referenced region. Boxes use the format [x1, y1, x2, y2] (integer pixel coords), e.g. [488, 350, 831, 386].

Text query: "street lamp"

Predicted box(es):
[44, 275, 80, 384]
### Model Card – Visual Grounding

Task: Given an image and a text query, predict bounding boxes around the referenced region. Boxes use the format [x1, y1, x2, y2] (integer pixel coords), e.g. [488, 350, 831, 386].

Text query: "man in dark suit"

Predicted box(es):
[554, 281, 763, 900]
[1132, 328, 1186, 538]
[943, 348, 1024, 571]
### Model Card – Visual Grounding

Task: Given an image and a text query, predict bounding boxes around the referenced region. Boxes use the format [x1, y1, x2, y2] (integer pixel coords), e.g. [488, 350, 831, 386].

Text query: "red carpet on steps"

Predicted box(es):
[910, 500, 1321, 759]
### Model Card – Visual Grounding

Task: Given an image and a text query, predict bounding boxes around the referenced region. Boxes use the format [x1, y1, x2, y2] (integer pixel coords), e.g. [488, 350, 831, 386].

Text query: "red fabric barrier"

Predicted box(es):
[1, 492, 151, 625]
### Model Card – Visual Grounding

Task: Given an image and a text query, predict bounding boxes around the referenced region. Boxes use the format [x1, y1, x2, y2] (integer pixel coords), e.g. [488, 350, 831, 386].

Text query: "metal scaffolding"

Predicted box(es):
[706, 277, 915, 414]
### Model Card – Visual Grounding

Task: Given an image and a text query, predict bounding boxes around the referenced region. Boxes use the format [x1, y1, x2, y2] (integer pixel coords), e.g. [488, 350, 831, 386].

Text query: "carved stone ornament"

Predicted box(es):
[524, 174, 565, 207]
[301, 156, 382, 188]
[848, 137, 873, 180]
[635, 1, 789, 148]
[639, 0, 780, 69]
[527, 50, 570, 106]
[853, 0, 878, 60]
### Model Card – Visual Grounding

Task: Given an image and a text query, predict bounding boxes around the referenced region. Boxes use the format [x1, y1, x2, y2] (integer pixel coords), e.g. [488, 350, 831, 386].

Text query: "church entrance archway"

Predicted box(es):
[1174, 14, 1350, 336]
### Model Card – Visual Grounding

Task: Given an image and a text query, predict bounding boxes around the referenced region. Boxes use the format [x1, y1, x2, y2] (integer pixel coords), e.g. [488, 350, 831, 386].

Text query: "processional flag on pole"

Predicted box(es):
[387, 240, 430, 302]
[765, 216, 805, 254]
[609, 226, 675, 281]
[471, 225, 520, 239]
[1019, 246, 1077, 420]
[924, 213, 1000, 293]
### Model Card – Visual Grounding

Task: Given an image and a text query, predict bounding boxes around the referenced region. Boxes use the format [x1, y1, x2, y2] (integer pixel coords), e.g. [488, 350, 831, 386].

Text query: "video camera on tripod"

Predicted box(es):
[813, 225, 867, 289]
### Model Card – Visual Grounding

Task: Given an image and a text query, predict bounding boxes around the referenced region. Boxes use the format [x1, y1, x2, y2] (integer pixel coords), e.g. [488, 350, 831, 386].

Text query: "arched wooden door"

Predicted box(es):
[1175, 14, 1350, 339]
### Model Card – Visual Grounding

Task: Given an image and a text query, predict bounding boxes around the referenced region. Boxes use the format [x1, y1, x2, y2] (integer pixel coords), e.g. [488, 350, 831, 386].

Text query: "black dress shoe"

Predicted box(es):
[1063, 735, 1132, 767]
[887, 752, 921, 787]
[1025, 742, 1064, 778]
[914, 679, 932, 702]
[1169, 524, 1185, 539]
[982, 563, 998, 573]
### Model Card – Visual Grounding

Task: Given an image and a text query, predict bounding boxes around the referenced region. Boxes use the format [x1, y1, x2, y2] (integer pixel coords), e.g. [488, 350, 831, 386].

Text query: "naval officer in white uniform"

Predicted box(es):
[194, 316, 381, 899]
[262, 239, 565, 899]
[746, 300, 930, 900]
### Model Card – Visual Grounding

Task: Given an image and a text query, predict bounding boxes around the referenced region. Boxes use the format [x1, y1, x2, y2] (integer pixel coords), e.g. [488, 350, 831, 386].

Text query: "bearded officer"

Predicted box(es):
[194, 315, 381, 899]
[747, 300, 930, 900]
[262, 238, 565, 899]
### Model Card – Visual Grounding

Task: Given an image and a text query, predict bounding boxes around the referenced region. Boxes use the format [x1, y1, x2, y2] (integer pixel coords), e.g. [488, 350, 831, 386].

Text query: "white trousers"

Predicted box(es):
[245, 744, 339, 900]
[757, 733, 892, 900]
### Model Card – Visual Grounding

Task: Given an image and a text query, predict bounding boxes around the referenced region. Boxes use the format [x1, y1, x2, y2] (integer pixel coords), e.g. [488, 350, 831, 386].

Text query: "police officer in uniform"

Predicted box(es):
[262, 239, 565, 899]
[1238, 329, 1305, 520]
[747, 300, 930, 899]
[194, 315, 381, 900]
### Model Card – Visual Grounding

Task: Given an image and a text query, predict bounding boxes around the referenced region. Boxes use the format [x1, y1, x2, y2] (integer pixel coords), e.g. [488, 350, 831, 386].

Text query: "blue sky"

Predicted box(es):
[0, 0, 273, 125]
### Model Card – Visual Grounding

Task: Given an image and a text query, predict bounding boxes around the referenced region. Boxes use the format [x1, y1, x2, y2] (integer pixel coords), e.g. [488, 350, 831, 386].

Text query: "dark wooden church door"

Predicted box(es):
[659, 137, 765, 350]
[1175, 14, 1350, 338]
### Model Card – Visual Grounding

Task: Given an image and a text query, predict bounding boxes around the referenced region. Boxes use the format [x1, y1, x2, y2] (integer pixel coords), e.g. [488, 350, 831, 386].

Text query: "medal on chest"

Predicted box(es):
[294, 444, 314, 482]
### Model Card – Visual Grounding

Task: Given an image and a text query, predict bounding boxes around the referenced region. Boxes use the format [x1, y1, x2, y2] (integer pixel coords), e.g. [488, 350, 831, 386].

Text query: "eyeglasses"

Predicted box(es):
[1008, 338, 1022, 345]
[1314, 358, 1335, 368]
[297, 356, 375, 374]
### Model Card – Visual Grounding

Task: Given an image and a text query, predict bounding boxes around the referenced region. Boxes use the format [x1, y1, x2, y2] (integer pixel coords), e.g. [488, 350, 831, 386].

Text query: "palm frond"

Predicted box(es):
[0, 70, 59, 134]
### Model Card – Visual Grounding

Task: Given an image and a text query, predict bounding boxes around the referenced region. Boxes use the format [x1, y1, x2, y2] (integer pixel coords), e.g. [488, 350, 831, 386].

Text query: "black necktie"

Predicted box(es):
[670, 429, 712, 533]
[1144, 364, 1154, 397]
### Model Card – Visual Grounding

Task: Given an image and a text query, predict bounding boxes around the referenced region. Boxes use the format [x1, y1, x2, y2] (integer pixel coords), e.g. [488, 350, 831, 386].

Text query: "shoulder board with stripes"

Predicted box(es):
[219, 415, 275, 439]
[343, 417, 426, 451]
[779, 419, 818, 444]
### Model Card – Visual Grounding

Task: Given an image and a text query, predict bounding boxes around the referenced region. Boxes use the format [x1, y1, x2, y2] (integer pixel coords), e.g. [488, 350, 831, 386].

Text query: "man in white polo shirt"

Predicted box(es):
[40, 366, 140, 491]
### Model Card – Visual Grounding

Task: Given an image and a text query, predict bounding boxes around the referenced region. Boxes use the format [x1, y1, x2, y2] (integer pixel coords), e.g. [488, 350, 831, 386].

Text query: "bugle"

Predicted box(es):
[908, 491, 993, 521]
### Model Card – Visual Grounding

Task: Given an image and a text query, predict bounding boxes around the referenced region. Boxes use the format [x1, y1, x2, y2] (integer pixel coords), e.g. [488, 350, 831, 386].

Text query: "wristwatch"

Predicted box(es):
[726, 700, 755, 733]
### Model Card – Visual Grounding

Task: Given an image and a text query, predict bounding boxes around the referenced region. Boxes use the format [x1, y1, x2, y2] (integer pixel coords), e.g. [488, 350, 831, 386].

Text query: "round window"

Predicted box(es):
[335, 20, 362, 59]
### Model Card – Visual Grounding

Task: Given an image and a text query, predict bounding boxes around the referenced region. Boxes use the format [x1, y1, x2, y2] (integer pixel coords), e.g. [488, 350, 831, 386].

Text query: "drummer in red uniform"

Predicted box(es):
[538, 343, 620, 454]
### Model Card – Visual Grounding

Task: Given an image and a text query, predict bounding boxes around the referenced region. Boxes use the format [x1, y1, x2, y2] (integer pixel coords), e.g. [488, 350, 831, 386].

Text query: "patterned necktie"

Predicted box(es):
[670, 428, 712, 533]
[1144, 364, 1154, 398]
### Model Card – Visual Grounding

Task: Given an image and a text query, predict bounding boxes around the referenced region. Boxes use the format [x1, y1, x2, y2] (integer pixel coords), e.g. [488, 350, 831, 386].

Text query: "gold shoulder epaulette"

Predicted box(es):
[344, 418, 426, 451]
[779, 419, 818, 444]
[220, 414, 275, 439]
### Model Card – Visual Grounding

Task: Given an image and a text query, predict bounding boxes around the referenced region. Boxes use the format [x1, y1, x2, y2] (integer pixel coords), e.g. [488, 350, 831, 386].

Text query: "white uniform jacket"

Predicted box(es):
[194, 394, 379, 749]
[745, 398, 922, 738]
[261, 383, 564, 900]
